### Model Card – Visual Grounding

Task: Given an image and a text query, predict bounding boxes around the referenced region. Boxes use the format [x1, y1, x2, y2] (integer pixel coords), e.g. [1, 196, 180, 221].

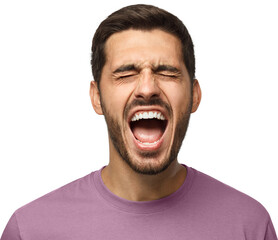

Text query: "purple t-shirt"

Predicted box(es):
[1, 166, 277, 239]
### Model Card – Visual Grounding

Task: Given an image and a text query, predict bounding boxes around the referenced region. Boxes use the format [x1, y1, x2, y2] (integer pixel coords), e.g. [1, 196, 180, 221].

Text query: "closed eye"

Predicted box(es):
[157, 73, 179, 79]
[117, 74, 139, 80]
[119, 74, 135, 79]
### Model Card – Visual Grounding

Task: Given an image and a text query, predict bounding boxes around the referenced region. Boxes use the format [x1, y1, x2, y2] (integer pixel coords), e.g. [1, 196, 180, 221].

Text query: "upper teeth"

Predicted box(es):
[131, 111, 166, 122]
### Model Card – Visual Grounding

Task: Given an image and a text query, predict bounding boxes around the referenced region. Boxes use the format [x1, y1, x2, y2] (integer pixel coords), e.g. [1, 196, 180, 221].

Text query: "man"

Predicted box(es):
[1, 4, 277, 240]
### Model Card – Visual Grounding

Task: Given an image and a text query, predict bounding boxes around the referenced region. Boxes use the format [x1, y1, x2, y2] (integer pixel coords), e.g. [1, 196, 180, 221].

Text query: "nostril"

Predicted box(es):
[135, 92, 160, 101]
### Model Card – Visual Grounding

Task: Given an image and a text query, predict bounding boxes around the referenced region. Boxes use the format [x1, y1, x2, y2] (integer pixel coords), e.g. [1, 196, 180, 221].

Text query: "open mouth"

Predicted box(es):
[129, 111, 168, 147]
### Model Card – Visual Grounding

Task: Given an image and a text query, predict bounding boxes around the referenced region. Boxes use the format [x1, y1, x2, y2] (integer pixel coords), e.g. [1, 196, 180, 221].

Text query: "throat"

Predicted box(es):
[131, 119, 166, 143]
[102, 162, 186, 201]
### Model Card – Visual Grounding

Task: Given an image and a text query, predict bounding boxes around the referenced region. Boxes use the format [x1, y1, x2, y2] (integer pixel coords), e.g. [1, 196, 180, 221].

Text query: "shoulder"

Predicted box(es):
[1, 171, 101, 239]
[189, 167, 270, 223]
[14, 172, 95, 220]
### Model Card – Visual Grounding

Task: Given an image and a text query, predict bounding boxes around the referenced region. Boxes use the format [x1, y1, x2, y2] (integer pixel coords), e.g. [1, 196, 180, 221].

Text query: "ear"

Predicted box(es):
[90, 81, 103, 115]
[191, 79, 202, 113]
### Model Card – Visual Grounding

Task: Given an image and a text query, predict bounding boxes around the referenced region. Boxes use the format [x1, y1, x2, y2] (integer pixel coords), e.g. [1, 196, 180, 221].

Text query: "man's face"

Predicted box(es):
[91, 29, 200, 175]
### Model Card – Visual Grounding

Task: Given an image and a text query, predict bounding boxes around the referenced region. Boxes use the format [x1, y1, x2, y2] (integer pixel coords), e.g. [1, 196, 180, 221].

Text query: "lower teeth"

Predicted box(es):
[137, 139, 159, 145]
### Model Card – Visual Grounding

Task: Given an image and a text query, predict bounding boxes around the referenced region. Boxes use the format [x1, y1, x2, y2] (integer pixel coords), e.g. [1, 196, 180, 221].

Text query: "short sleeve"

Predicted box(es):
[264, 217, 277, 240]
[1, 213, 22, 240]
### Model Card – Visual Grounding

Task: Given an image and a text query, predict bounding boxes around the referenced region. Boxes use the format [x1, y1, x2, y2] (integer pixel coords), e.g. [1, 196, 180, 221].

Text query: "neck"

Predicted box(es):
[101, 149, 187, 202]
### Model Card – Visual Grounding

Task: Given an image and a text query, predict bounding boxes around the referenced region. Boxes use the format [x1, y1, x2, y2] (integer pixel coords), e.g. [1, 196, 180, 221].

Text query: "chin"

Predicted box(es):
[120, 146, 176, 175]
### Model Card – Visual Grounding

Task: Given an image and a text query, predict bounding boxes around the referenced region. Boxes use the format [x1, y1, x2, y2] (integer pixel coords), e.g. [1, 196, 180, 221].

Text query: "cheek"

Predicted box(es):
[161, 82, 191, 113]
[101, 83, 135, 115]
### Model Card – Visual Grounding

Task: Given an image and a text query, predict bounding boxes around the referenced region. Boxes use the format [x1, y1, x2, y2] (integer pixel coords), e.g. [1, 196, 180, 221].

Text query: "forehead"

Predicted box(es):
[104, 29, 183, 70]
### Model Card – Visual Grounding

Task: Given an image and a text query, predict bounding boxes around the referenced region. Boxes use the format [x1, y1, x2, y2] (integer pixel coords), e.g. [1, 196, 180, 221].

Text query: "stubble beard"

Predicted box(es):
[101, 97, 192, 175]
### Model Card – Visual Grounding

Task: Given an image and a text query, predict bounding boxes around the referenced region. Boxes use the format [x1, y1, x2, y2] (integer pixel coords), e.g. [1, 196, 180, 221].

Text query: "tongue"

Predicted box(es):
[132, 119, 164, 143]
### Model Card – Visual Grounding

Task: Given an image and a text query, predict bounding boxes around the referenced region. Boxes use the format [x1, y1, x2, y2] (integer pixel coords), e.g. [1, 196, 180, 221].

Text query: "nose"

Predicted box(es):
[134, 70, 161, 100]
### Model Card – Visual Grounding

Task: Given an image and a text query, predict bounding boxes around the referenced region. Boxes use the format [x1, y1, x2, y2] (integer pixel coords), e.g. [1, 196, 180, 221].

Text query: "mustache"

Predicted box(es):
[124, 98, 172, 119]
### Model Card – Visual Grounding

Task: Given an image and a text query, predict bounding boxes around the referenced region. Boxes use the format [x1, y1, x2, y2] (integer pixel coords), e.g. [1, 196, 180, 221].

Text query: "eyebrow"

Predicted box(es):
[113, 64, 137, 74]
[154, 65, 181, 74]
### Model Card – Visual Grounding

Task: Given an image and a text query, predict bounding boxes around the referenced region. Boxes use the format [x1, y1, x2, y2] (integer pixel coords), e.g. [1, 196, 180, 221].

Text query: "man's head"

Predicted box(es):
[90, 4, 201, 175]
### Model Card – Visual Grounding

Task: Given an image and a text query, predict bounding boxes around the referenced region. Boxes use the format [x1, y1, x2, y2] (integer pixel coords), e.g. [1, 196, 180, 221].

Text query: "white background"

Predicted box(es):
[0, 0, 277, 234]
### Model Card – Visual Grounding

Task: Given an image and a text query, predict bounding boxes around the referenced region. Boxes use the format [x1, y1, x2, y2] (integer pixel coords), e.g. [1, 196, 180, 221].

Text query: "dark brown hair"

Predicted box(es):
[91, 4, 195, 86]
